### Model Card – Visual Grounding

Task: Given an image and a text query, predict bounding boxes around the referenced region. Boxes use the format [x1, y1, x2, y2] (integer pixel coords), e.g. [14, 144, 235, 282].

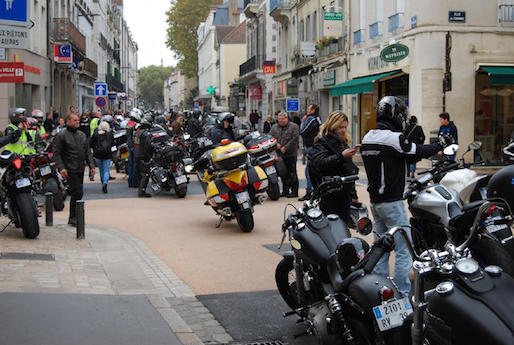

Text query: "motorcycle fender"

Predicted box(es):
[43, 177, 59, 194]
[281, 250, 294, 260]
[347, 274, 403, 315]
[206, 181, 220, 199]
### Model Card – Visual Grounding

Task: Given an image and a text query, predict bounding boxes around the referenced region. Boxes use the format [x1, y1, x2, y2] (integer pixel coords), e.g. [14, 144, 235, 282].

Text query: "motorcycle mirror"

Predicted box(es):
[357, 217, 373, 236]
[183, 134, 191, 140]
[468, 141, 482, 151]
[443, 144, 459, 156]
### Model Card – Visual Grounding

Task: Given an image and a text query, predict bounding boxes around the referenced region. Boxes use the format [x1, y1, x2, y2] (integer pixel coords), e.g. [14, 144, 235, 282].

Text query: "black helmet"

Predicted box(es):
[140, 115, 153, 128]
[9, 108, 26, 125]
[102, 115, 114, 124]
[376, 96, 408, 131]
[487, 165, 514, 213]
[217, 112, 234, 125]
[154, 115, 167, 127]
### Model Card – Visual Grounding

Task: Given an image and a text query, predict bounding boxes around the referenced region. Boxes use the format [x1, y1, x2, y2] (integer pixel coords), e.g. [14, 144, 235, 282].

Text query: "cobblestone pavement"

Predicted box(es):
[0, 221, 233, 345]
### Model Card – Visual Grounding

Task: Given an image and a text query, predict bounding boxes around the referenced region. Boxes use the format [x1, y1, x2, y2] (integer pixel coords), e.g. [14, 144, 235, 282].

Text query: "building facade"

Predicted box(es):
[164, 69, 197, 111]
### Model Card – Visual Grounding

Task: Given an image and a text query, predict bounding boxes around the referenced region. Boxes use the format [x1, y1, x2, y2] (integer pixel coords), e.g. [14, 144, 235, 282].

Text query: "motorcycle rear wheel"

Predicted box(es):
[44, 178, 65, 211]
[175, 184, 188, 198]
[267, 181, 280, 201]
[16, 193, 40, 239]
[235, 209, 254, 232]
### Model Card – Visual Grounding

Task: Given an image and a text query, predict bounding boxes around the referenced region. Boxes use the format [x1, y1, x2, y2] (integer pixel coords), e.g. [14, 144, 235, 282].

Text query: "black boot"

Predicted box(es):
[138, 191, 152, 198]
[102, 184, 108, 193]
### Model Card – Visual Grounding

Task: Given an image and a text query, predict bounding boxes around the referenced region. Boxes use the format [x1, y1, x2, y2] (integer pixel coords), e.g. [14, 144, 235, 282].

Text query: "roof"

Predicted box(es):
[212, 0, 244, 25]
[216, 26, 236, 44]
[221, 22, 246, 45]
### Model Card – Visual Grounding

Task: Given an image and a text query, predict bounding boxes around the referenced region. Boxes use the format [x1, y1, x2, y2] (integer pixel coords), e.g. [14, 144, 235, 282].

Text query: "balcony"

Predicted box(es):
[369, 21, 383, 39]
[106, 73, 124, 92]
[353, 29, 364, 45]
[499, 4, 514, 25]
[53, 18, 86, 54]
[317, 37, 345, 59]
[79, 57, 98, 79]
[388, 12, 404, 32]
[240, 55, 263, 78]
[270, 0, 294, 24]
[244, 0, 260, 18]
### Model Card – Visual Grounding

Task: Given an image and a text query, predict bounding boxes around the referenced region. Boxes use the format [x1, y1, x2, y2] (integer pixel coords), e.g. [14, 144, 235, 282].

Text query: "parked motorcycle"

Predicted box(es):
[31, 152, 66, 211]
[0, 152, 40, 239]
[275, 175, 411, 345]
[149, 139, 189, 198]
[191, 139, 268, 232]
[244, 132, 281, 200]
[113, 129, 127, 174]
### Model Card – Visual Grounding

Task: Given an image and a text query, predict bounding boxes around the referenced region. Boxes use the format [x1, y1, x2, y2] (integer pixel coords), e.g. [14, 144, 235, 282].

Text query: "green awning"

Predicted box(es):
[481, 66, 514, 86]
[330, 70, 401, 96]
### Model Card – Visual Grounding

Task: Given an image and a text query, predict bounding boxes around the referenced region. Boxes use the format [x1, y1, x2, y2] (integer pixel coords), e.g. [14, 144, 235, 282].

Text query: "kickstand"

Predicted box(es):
[1, 220, 13, 233]
[215, 216, 224, 228]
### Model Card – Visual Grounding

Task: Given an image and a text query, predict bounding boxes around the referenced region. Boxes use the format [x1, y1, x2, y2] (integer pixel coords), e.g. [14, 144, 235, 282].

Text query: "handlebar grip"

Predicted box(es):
[341, 175, 359, 183]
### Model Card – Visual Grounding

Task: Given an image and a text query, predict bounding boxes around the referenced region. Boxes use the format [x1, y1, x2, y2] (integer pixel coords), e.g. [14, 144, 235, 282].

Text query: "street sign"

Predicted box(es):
[323, 12, 343, 37]
[411, 16, 417, 29]
[0, 47, 5, 60]
[0, 0, 29, 27]
[286, 98, 300, 112]
[95, 97, 106, 108]
[108, 92, 117, 100]
[449, 11, 466, 23]
[0, 61, 24, 83]
[54, 43, 72, 63]
[380, 43, 409, 63]
[94, 82, 107, 97]
[0, 24, 29, 49]
[193, 102, 199, 111]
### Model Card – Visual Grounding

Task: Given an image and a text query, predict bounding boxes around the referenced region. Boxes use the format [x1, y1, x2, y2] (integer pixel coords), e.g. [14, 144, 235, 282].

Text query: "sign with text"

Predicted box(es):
[286, 98, 300, 112]
[263, 60, 276, 74]
[323, 12, 343, 37]
[380, 43, 409, 63]
[0, 0, 29, 27]
[54, 43, 72, 63]
[0, 47, 5, 60]
[449, 11, 466, 23]
[0, 24, 28, 49]
[0, 61, 24, 83]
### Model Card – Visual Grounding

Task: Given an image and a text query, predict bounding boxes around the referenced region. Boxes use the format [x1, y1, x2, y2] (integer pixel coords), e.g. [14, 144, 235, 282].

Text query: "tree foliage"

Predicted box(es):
[138, 65, 174, 108]
[166, 0, 220, 78]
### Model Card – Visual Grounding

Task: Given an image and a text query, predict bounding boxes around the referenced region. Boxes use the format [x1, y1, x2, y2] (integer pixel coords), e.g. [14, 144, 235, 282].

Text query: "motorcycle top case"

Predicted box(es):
[154, 144, 184, 166]
[245, 134, 277, 156]
[211, 142, 248, 171]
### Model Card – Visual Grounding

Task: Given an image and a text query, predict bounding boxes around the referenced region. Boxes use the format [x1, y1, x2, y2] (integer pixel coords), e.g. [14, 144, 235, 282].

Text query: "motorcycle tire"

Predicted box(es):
[16, 193, 40, 239]
[266, 181, 280, 201]
[471, 236, 514, 277]
[43, 178, 65, 211]
[235, 209, 254, 232]
[275, 257, 300, 311]
[175, 184, 188, 198]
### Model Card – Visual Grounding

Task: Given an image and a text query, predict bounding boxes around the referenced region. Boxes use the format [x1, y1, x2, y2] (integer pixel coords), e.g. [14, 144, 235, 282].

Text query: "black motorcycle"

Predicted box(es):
[275, 176, 411, 345]
[31, 152, 66, 211]
[0, 152, 40, 239]
[149, 140, 189, 198]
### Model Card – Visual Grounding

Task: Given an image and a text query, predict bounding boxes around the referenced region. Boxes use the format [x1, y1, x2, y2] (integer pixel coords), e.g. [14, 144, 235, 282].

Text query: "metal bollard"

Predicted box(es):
[76, 200, 85, 239]
[45, 192, 53, 226]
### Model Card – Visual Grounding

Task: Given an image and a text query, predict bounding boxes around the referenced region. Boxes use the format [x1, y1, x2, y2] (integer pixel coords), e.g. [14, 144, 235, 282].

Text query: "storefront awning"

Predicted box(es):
[481, 66, 514, 86]
[330, 70, 401, 96]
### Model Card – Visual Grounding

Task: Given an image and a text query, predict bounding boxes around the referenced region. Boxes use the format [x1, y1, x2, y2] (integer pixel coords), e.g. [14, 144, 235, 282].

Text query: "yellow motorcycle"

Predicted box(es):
[191, 139, 268, 232]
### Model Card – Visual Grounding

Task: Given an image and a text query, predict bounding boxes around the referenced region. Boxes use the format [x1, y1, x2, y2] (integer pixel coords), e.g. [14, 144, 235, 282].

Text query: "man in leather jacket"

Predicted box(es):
[210, 112, 236, 144]
[134, 115, 153, 197]
[53, 113, 95, 225]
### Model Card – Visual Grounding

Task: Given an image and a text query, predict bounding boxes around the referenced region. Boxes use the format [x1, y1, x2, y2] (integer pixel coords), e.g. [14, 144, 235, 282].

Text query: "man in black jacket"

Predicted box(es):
[53, 113, 95, 225]
[361, 96, 448, 297]
[299, 104, 321, 200]
[134, 115, 153, 198]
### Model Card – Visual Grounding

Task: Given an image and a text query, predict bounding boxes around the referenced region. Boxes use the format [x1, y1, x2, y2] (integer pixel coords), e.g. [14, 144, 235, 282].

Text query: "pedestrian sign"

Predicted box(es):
[95, 96, 106, 108]
[0, 0, 29, 27]
[286, 98, 300, 112]
[95, 82, 107, 97]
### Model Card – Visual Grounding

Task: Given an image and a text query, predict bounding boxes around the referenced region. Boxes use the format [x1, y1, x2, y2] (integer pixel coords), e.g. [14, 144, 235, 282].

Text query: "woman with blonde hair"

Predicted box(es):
[309, 111, 359, 222]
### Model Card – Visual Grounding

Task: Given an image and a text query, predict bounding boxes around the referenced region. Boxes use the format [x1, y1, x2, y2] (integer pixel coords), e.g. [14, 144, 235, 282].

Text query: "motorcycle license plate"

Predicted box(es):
[265, 166, 276, 175]
[15, 178, 31, 189]
[175, 175, 187, 185]
[236, 191, 250, 204]
[40, 165, 52, 176]
[372, 297, 412, 332]
[111, 146, 117, 152]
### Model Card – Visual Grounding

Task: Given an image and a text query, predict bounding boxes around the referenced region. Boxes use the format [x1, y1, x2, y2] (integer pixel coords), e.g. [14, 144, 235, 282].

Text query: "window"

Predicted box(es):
[306, 16, 311, 41]
[272, 35, 276, 42]
[272, 46, 276, 53]
[300, 20, 304, 41]
[313, 11, 317, 41]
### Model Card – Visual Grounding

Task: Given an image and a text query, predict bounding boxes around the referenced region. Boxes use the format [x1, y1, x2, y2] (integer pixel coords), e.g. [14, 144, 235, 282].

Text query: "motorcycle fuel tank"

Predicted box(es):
[410, 185, 462, 228]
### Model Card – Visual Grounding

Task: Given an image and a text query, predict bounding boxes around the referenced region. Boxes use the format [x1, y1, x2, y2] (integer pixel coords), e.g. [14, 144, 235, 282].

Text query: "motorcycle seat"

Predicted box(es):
[449, 200, 485, 229]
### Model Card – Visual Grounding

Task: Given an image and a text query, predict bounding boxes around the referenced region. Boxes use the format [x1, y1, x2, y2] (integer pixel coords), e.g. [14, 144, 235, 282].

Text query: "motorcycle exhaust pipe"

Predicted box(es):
[218, 207, 232, 218]
[257, 194, 267, 204]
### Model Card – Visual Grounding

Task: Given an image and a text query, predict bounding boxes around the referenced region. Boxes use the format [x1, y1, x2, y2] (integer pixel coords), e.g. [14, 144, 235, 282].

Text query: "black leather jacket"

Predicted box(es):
[53, 127, 94, 173]
[210, 124, 236, 144]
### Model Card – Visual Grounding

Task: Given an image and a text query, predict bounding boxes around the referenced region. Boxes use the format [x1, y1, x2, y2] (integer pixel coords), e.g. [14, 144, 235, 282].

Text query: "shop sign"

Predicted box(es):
[0, 24, 29, 49]
[263, 60, 276, 74]
[323, 12, 343, 37]
[24, 64, 40, 75]
[380, 43, 409, 63]
[54, 43, 72, 63]
[368, 55, 390, 71]
[449, 11, 465, 23]
[0, 61, 24, 83]
[250, 83, 262, 100]
[323, 70, 336, 86]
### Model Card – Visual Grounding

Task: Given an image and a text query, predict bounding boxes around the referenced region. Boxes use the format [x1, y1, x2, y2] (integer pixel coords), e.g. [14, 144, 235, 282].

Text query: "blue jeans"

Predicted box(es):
[305, 146, 313, 194]
[128, 149, 138, 187]
[371, 200, 412, 297]
[95, 158, 111, 185]
[408, 163, 416, 176]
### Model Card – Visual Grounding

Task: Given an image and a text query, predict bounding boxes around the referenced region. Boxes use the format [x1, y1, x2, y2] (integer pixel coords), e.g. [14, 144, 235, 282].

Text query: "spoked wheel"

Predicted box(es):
[275, 257, 300, 311]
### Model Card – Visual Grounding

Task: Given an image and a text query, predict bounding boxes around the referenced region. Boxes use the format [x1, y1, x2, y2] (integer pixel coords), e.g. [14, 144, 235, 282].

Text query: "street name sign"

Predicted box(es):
[0, 24, 29, 49]
[380, 43, 409, 63]
[0, 0, 29, 27]
[286, 98, 300, 112]
[95, 96, 106, 108]
[0, 61, 24, 83]
[94, 82, 107, 97]
[449, 11, 466, 23]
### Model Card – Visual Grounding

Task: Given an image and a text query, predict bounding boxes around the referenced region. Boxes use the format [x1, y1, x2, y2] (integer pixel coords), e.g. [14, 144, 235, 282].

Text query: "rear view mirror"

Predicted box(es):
[357, 217, 373, 236]
[183, 134, 191, 140]
[443, 144, 459, 156]
[468, 141, 482, 151]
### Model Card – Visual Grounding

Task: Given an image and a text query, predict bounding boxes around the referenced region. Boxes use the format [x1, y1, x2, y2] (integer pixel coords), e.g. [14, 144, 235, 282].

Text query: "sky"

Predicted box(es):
[123, 0, 178, 68]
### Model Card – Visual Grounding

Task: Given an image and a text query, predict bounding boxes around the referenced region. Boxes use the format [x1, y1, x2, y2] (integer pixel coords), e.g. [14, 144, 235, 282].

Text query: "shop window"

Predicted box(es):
[359, 93, 376, 140]
[475, 73, 514, 163]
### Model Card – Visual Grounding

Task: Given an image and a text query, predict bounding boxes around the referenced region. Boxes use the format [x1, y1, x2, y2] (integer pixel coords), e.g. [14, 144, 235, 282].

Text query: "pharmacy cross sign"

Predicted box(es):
[207, 85, 216, 96]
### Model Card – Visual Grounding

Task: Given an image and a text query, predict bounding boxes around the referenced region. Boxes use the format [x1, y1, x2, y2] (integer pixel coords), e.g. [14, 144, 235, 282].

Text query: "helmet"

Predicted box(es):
[487, 165, 514, 213]
[26, 117, 39, 130]
[129, 111, 141, 123]
[102, 115, 114, 124]
[336, 238, 369, 277]
[154, 115, 167, 127]
[217, 112, 234, 125]
[114, 115, 124, 124]
[140, 115, 153, 128]
[9, 108, 27, 125]
[376, 96, 408, 131]
[31, 109, 45, 119]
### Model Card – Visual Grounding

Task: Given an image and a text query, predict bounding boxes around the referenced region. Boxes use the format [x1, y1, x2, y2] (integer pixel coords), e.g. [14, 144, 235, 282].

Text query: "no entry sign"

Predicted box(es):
[0, 62, 24, 83]
[96, 96, 106, 108]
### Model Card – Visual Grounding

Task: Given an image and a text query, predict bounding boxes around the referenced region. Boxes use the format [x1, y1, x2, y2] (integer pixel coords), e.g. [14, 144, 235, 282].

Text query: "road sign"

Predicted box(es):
[94, 82, 107, 97]
[0, 0, 29, 27]
[0, 61, 24, 83]
[96, 97, 106, 108]
[0, 47, 5, 60]
[108, 92, 117, 100]
[54, 43, 72, 63]
[286, 98, 300, 112]
[0, 24, 29, 49]
[193, 102, 199, 111]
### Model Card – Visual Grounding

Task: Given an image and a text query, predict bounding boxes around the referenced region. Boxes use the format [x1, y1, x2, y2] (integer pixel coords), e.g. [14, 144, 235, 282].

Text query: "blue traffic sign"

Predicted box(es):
[286, 98, 300, 112]
[0, 0, 28, 26]
[194, 102, 199, 111]
[96, 97, 106, 108]
[95, 82, 107, 97]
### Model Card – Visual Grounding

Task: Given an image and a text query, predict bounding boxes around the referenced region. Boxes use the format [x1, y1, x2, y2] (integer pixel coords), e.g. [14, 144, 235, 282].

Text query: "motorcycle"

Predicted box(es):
[191, 139, 268, 232]
[113, 129, 127, 174]
[149, 139, 189, 198]
[31, 152, 67, 211]
[275, 176, 411, 345]
[244, 131, 282, 201]
[0, 152, 40, 239]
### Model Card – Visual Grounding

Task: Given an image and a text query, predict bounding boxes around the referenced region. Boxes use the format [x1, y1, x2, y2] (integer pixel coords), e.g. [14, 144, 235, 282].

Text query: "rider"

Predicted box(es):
[210, 112, 236, 144]
[31, 109, 48, 139]
[134, 115, 153, 198]
[361, 96, 451, 297]
[126, 110, 141, 188]
[4, 108, 38, 156]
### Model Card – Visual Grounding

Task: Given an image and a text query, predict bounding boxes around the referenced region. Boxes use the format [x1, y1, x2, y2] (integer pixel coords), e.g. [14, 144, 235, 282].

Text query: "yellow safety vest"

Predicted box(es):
[90, 118, 100, 136]
[4, 124, 36, 156]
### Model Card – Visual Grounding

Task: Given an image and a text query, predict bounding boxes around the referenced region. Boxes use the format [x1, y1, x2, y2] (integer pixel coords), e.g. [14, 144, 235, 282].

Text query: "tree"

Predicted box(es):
[138, 65, 174, 109]
[166, 0, 220, 78]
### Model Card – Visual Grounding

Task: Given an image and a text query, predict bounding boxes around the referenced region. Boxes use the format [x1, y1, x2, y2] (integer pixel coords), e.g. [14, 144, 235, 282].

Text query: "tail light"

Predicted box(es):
[221, 139, 231, 146]
[380, 286, 395, 302]
[262, 160, 274, 168]
[210, 193, 229, 205]
[248, 145, 259, 150]
[13, 158, 22, 170]
[253, 179, 268, 191]
[225, 175, 248, 191]
[172, 163, 178, 172]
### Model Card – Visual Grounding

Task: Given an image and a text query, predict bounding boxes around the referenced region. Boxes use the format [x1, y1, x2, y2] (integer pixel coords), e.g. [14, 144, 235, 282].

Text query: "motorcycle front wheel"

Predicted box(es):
[275, 257, 300, 311]
[266, 181, 280, 201]
[235, 209, 254, 232]
[16, 193, 40, 239]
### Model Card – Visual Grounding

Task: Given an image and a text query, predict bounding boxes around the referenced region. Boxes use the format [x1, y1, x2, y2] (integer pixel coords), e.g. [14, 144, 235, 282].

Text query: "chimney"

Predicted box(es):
[229, 0, 240, 26]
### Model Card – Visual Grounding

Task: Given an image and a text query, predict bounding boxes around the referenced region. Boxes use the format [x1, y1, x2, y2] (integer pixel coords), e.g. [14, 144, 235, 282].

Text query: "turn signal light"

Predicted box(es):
[380, 287, 395, 301]
[253, 180, 268, 191]
[13, 158, 22, 170]
[221, 139, 231, 145]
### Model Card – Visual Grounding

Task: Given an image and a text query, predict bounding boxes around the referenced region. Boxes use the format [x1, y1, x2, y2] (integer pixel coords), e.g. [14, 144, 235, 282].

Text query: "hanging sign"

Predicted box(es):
[54, 43, 72, 63]
[263, 60, 276, 74]
[380, 43, 409, 63]
[323, 12, 343, 37]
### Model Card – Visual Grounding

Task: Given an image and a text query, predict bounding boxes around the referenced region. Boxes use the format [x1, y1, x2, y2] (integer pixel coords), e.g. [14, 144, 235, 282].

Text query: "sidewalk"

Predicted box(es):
[0, 221, 232, 345]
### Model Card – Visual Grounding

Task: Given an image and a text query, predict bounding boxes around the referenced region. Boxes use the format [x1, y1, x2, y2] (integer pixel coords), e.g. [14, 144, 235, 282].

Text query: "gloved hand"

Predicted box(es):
[438, 134, 455, 149]
[5, 127, 21, 144]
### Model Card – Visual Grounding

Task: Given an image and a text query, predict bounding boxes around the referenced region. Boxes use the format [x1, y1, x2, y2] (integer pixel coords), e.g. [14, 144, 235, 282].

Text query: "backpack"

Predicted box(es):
[95, 132, 112, 157]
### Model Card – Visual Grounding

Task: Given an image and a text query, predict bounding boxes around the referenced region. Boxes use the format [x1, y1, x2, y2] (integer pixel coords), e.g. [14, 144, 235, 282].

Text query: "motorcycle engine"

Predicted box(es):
[307, 302, 344, 345]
